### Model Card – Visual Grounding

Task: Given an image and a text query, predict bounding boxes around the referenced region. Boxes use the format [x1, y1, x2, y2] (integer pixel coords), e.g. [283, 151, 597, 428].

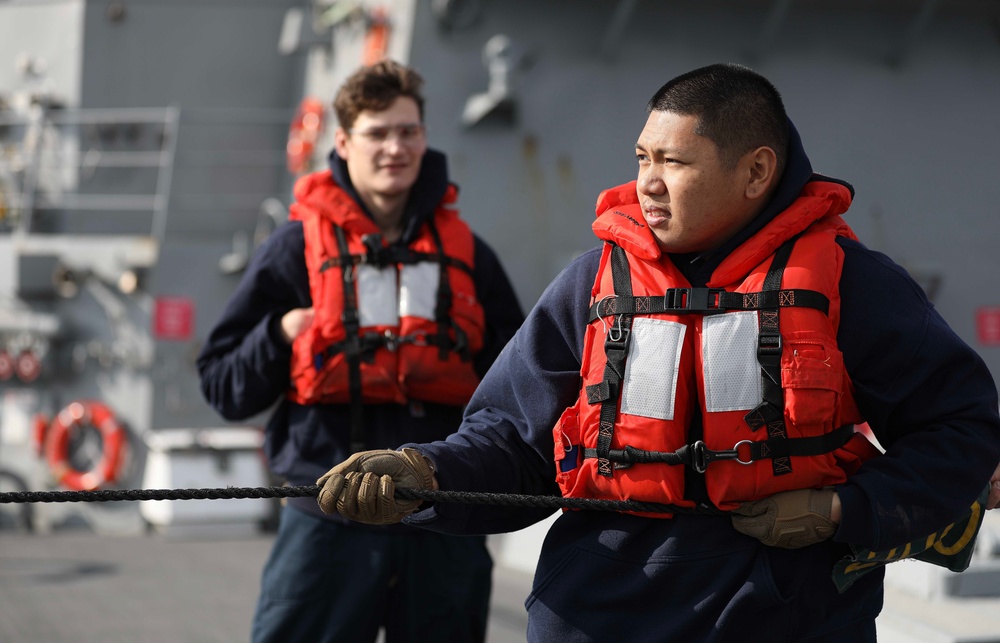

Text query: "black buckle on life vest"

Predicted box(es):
[361, 233, 393, 267]
[341, 308, 359, 326]
[757, 332, 782, 357]
[663, 288, 727, 314]
[691, 440, 754, 474]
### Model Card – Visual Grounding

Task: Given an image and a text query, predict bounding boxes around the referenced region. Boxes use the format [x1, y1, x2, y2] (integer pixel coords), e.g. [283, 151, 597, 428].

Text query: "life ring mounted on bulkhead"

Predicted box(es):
[286, 97, 326, 175]
[43, 400, 127, 491]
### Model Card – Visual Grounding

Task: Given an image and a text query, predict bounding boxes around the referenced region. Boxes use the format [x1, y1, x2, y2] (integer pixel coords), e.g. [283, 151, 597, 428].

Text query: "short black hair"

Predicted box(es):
[647, 63, 788, 177]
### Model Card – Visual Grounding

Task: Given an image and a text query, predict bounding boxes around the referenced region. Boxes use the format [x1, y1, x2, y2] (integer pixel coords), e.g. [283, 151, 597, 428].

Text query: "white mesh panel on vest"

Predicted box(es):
[357, 264, 399, 327]
[703, 311, 761, 412]
[620, 317, 686, 420]
[399, 262, 440, 321]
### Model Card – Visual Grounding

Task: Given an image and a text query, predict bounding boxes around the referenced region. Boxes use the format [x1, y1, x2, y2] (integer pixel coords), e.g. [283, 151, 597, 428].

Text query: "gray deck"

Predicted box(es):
[0, 529, 532, 643]
[7, 524, 1000, 643]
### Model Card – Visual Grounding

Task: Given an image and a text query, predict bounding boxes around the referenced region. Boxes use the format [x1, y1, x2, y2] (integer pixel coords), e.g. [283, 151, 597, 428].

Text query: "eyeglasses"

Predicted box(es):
[347, 123, 425, 145]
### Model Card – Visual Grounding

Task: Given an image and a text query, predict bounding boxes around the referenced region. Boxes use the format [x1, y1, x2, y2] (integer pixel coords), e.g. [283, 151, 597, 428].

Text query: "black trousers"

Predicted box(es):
[251, 505, 493, 643]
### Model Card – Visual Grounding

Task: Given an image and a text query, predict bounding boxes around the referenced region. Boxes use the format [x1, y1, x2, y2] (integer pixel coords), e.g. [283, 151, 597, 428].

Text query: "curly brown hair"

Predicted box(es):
[333, 59, 425, 129]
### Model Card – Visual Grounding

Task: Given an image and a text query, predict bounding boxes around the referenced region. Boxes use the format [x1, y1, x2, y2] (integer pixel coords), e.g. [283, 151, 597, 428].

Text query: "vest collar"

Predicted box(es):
[708, 179, 853, 287]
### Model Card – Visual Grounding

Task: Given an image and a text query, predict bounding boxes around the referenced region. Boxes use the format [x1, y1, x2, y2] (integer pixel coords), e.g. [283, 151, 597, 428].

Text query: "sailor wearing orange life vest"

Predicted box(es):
[315, 63, 1000, 643]
[288, 170, 484, 411]
[197, 60, 524, 643]
[552, 177, 881, 514]
[287, 166, 487, 453]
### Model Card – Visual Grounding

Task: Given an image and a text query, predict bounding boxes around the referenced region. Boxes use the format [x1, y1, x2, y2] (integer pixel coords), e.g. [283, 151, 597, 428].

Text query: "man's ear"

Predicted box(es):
[333, 127, 350, 161]
[745, 146, 779, 200]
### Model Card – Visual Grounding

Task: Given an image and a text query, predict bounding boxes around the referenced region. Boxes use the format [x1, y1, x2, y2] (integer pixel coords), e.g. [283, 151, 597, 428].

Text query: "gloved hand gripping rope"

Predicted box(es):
[1, 449, 991, 595]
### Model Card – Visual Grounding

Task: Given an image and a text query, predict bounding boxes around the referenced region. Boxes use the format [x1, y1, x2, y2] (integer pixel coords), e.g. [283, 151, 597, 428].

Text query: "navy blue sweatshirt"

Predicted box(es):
[406, 122, 1000, 555]
[196, 149, 525, 522]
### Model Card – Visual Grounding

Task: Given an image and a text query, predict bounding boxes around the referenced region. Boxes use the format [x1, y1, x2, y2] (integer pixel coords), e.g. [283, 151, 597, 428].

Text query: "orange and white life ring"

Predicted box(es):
[286, 97, 326, 175]
[0, 350, 13, 381]
[14, 350, 40, 383]
[44, 400, 127, 491]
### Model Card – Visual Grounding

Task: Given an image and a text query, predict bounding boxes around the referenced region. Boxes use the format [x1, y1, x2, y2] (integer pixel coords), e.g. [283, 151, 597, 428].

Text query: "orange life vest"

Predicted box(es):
[287, 170, 485, 412]
[553, 180, 881, 514]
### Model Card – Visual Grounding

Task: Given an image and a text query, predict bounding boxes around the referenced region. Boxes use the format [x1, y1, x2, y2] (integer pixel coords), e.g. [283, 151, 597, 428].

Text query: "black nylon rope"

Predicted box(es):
[0, 486, 724, 515]
[0, 486, 320, 503]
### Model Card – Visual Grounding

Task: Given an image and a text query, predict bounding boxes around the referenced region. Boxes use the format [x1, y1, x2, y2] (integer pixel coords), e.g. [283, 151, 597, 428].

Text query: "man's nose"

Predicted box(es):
[383, 135, 407, 153]
[638, 171, 665, 195]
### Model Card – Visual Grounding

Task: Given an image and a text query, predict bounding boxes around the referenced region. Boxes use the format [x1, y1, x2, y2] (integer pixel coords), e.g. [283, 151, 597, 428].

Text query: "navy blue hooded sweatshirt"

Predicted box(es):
[196, 149, 525, 524]
[400, 123, 1000, 641]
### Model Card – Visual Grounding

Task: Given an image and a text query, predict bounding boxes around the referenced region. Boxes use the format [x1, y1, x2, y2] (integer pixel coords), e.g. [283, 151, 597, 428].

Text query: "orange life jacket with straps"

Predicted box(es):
[553, 180, 881, 515]
[287, 171, 485, 448]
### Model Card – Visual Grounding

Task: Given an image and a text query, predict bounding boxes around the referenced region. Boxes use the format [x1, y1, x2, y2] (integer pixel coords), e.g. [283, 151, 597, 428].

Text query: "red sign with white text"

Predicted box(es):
[153, 297, 195, 341]
[975, 307, 1000, 346]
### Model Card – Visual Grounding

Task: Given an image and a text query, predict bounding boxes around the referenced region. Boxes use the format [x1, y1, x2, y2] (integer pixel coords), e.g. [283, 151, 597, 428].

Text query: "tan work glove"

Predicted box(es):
[731, 488, 837, 549]
[316, 448, 436, 525]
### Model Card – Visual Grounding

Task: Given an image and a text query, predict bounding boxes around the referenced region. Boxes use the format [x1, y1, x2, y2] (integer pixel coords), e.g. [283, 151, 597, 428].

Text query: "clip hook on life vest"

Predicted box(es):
[594, 295, 627, 342]
[579, 438, 757, 473]
[596, 295, 618, 335]
[608, 315, 627, 342]
[690, 439, 754, 474]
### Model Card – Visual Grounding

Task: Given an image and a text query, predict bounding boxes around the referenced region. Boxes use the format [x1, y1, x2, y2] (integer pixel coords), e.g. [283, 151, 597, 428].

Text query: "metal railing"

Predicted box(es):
[0, 105, 180, 242]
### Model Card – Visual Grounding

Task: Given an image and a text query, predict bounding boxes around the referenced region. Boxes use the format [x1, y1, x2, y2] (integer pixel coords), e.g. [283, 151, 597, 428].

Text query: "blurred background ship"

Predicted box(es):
[1, 1, 999, 641]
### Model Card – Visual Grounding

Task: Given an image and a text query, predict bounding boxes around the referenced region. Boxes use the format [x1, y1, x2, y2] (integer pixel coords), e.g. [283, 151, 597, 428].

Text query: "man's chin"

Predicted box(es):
[376, 184, 415, 199]
[371, 178, 416, 196]
[656, 239, 703, 254]
[374, 174, 418, 195]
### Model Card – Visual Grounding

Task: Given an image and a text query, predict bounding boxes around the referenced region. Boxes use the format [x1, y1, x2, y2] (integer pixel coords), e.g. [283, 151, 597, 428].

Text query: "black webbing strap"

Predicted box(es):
[319, 229, 473, 364]
[743, 238, 797, 477]
[587, 288, 829, 322]
[586, 244, 634, 477]
[316, 330, 463, 368]
[581, 424, 855, 473]
[426, 220, 469, 361]
[331, 224, 366, 454]
[316, 332, 390, 364]
[318, 247, 473, 275]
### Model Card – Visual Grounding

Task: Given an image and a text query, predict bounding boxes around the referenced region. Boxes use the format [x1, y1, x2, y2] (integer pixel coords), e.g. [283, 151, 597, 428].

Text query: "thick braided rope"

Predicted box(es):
[0, 486, 724, 515]
[0, 486, 321, 504]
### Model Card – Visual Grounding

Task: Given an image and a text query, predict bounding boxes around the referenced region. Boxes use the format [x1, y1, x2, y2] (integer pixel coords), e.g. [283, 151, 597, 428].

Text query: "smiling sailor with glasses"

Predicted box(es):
[197, 59, 525, 643]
